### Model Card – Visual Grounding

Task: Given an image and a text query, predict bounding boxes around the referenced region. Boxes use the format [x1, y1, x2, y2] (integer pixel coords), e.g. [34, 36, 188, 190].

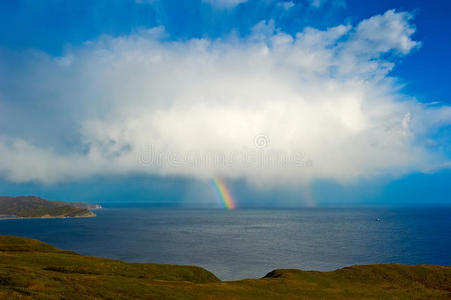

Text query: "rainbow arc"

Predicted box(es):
[212, 178, 236, 210]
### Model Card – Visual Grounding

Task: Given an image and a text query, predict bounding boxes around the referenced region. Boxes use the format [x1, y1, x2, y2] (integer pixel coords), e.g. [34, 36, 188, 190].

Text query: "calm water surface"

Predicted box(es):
[1, 207, 450, 280]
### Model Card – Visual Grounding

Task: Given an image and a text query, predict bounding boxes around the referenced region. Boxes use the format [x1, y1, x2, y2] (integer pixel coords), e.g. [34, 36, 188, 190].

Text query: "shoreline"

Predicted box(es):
[0, 213, 96, 220]
[0, 196, 101, 220]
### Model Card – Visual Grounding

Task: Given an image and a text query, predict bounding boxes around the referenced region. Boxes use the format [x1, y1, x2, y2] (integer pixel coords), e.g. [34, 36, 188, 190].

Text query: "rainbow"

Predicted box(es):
[212, 178, 237, 210]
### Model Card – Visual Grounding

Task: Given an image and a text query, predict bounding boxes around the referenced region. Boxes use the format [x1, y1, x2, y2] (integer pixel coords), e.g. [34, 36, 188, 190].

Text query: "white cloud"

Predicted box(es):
[0, 10, 450, 185]
[349, 10, 420, 55]
[309, 0, 346, 8]
[278, 1, 295, 11]
[310, 0, 324, 8]
[202, 0, 248, 8]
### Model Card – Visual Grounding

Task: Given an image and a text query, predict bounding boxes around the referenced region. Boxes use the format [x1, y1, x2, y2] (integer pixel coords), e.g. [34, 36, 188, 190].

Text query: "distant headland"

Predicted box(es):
[0, 196, 101, 219]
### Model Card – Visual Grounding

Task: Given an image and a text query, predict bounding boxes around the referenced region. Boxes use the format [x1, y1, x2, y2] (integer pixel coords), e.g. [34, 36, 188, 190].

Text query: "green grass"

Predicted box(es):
[0, 235, 449, 299]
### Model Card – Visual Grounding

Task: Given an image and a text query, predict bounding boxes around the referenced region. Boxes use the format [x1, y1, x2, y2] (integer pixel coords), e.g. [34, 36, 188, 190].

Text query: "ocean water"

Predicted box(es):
[0, 207, 450, 281]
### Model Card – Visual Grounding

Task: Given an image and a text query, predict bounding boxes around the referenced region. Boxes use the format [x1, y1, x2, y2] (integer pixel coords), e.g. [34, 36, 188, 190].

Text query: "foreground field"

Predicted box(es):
[0, 235, 449, 299]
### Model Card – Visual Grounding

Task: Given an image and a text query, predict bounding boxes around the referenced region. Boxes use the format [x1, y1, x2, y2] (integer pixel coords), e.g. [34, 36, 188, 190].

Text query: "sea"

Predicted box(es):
[1, 206, 450, 281]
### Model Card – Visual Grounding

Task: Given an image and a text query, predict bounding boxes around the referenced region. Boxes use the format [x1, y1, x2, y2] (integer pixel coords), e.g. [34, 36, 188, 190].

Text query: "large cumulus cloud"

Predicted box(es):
[0, 10, 450, 185]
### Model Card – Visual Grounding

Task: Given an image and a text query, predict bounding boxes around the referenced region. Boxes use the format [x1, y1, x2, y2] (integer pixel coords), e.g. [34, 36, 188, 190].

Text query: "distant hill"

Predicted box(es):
[0, 196, 97, 218]
[0, 235, 449, 299]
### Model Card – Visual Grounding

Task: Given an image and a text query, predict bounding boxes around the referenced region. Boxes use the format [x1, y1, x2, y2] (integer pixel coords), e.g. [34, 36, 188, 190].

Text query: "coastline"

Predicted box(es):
[0, 213, 96, 220]
[0, 196, 100, 220]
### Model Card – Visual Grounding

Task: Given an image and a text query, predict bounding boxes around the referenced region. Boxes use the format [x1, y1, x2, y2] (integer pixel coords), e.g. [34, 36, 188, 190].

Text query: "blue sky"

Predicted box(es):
[1, 0, 450, 102]
[0, 0, 450, 206]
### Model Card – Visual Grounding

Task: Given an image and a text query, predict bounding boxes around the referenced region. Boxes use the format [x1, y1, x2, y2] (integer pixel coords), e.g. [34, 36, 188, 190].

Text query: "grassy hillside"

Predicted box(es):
[0, 196, 95, 218]
[0, 236, 449, 299]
